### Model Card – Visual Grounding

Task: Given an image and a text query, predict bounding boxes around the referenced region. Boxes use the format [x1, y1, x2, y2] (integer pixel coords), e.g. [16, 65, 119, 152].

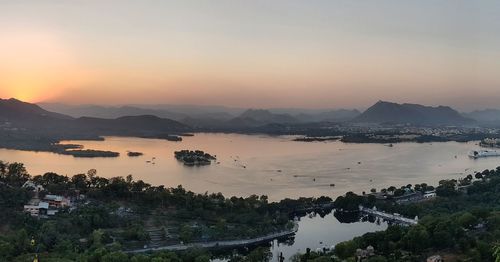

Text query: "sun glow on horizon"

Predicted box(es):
[1, 1, 500, 110]
[0, 28, 86, 103]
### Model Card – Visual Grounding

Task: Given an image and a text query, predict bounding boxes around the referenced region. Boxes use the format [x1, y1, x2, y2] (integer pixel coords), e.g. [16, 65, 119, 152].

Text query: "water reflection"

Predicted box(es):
[333, 210, 361, 224]
[213, 209, 388, 262]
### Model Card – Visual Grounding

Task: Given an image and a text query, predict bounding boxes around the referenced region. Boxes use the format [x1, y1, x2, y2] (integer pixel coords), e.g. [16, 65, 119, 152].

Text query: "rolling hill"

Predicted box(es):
[0, 98, 190, 136]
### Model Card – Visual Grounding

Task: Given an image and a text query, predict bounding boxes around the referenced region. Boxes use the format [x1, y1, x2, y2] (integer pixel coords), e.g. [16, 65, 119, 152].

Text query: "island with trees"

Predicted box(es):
[60, 149, 120, 158]
[52, 143, 120, 158]
[127, 151, 144, 157]
[293, 136, 340, 142]
[174, 150, 216, 166]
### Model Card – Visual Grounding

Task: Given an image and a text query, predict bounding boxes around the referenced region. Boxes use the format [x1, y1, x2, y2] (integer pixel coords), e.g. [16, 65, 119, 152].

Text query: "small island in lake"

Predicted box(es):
[174, 150, 216, 166]
[52, 143, 120, 158]
[61, 149, 120, 158]
[293, 136, 340, 142]
[127, 151, 144, 157]
[161, 135, 183, 141]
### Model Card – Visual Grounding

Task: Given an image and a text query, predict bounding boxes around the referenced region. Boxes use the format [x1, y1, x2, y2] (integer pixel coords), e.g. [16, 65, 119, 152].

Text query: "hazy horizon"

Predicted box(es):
[1, 1, 500, 111]
[30, 99, 500, 113]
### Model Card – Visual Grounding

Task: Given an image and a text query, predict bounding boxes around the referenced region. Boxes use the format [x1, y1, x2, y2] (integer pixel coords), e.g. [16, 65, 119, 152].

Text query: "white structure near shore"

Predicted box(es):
[22, 181, 72, 218]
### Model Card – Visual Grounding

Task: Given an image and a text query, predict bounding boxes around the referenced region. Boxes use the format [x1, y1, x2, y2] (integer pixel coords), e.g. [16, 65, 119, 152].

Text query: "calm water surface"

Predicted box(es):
[269, 213, 387, 261]
[213, 212, 388, 262]
[0, 133, 498, 201]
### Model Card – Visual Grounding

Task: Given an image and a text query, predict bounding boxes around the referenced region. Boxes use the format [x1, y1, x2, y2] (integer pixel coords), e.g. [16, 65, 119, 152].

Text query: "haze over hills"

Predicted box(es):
[463, 109, 500, 126]
[1, 97, 499, 154]
[38, 103, 243, 121]
[353, 101, 475, 126]
[0, 98, 189, 140]
[39, 102, 362, 128]
[39, 100, 497, 128]
[293, 109, 361, 123]
[232, 109, 299, 126]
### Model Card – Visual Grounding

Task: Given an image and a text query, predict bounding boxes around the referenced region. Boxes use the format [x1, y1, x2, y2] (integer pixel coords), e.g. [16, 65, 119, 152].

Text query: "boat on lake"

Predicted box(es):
[468, 150, 500, 159]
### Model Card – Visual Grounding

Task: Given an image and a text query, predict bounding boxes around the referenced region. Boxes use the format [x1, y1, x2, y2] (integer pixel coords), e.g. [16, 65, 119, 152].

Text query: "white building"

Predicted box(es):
[23, 201, 49, 217]
[22, 181, 44, 192]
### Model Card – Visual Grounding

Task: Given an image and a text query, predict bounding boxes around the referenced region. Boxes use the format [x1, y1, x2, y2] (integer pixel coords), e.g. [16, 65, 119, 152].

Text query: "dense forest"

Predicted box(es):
[3, 159, 500, 261]
[0, 160, 330, 262]
[296, 168, 500, 262]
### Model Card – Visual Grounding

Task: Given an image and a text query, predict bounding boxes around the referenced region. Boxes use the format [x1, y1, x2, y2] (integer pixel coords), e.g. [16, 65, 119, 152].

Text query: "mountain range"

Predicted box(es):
[463, 109, 500, 126]
[0, 98, 72, 122]
[4, 98, 499, 134]
[4, 97, 500, 155]
[353, 101, 475, 126]
[38, 102, 362, 128]
[0, 98, 189, 137]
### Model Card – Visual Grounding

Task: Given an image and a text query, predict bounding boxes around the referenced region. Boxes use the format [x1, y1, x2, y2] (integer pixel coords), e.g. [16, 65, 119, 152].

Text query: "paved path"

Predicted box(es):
[125, 225, 298, 254]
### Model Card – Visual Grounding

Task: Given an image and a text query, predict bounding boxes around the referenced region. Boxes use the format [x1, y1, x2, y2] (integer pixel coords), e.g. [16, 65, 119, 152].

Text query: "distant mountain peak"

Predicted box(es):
[464, 109, 500, 125]
[0, 97, 73, 121]
[354, 101, 474, 126]
[240, 109, 297, 123]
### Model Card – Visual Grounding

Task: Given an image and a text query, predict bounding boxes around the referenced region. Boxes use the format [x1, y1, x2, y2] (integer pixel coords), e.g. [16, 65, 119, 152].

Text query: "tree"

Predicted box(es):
[244, 247, 271, 262]
[90, 229, 105, 249]
[335, 240, 358, 259]
[130, 254, 150, 262]
[194, 255, 211, 262]
[457, 212, 477, 229]
[402, 225, 430, 252]
[334, 192, 363, 211]
[102, 251, 129, 262]
[53, 239, 73, 255]
[393, 188, 405, 197]
[493, 242, 500, 262]
[0, 240, 14, 260]
[0, 161, 6, 176]
[179, 224, 195, 243]
[367, 256, 388, 262]
[436, 180, 458, 197]
[40, 221, 60, 250]
[13, 229, 30, 254]
[2, 163, 29, 187]
[72, 174, 88, 191]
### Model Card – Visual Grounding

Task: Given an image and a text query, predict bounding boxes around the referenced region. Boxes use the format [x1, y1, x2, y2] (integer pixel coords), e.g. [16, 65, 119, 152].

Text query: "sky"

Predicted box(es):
[1, 0, 499, 110]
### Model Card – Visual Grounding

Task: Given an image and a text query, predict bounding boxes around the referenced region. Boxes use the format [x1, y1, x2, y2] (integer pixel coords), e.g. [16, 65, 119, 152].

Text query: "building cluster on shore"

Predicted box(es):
[479, 138, 500, 148]
[22, 181, 78, 218]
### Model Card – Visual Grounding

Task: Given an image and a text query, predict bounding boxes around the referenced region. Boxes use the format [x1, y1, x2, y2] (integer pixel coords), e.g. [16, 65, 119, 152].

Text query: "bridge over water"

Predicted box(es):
[359, 206, 418, 226]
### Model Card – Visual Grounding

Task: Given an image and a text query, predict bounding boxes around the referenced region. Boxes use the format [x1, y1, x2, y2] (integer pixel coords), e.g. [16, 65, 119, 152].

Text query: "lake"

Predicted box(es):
[0, 133, 497, 201]
[269, 212, 388, 261]
[213, 211, 388, 262]
[1, 133, 496, 260]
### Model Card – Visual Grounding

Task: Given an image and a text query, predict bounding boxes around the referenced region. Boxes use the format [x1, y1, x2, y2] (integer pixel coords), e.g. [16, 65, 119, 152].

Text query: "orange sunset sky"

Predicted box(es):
[1, 1, 500, 110]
